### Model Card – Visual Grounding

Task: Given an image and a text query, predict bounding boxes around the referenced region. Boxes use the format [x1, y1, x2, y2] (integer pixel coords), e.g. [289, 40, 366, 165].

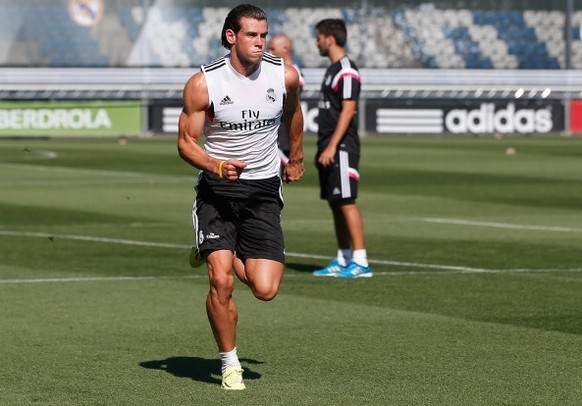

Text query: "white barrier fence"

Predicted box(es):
[3, 68, 582, 99]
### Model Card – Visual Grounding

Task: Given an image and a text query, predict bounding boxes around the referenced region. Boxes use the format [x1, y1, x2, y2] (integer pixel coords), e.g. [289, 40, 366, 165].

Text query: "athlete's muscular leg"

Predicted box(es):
[234, 258, 284, 301]
[246, 258, 284, 301]
[205, 250, 238, 352]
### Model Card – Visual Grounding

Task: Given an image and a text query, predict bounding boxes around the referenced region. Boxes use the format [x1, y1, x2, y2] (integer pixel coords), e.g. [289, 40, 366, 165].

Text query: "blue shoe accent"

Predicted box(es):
[336, 261, 373, 278]
[313, 259, 345, 277]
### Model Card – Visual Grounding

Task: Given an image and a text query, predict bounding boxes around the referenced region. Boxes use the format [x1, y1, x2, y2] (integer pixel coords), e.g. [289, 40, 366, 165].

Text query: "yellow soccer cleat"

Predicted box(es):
[221, 366, 246, 390]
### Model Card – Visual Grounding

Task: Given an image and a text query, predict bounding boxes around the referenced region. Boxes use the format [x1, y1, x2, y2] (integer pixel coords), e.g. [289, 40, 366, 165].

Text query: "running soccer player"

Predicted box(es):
[177, 4, 304, 390]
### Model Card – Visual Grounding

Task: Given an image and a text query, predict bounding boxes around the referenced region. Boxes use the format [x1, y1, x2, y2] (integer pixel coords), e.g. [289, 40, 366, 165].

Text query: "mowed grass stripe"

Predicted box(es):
[1, 278, 581, 405]
[2, 229, 582, 278]
[5, 268, 582, 285]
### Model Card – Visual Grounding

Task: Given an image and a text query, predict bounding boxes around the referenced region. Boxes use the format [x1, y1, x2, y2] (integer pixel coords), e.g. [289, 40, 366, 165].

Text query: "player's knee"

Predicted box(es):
[209, 273, 234, 297]
[244, 261, 283, 301]
[252, 285, 279, 301]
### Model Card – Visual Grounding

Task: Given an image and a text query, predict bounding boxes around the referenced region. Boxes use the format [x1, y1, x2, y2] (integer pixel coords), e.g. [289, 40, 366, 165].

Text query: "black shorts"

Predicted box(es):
[316, 149, 360, 201]
[192, 172, 285, 263]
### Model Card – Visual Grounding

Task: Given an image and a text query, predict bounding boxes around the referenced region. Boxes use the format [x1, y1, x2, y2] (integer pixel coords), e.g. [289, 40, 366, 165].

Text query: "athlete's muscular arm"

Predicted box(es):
[318, 99, 356, 167]
[282, 64, 304, 183]
[177, 72, 246, 180]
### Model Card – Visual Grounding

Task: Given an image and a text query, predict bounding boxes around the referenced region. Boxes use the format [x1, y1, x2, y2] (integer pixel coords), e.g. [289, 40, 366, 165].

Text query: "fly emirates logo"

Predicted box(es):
[218, 109, 276, 131]
[445, 103, 553, 134]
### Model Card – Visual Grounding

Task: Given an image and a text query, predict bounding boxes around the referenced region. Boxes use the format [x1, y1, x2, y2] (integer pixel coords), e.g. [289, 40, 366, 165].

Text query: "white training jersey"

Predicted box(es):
[201, 53, 286, 180]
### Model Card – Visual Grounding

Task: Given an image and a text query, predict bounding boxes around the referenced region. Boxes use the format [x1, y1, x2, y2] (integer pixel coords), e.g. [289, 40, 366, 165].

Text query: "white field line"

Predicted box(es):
[0, 275, 205, 284]
[422, 217, 582, 233]
[1, 230, 582, 284]
[0, 230, 188, 249]
[0, 162, 193, 188]
[28, 149, 58, 160]
[1, 162, 192, 182]
[1, 163, 147, 178]
[6, 149, 59, 161]
[0, 178, 189, 187]
[0, 230, 489, 272]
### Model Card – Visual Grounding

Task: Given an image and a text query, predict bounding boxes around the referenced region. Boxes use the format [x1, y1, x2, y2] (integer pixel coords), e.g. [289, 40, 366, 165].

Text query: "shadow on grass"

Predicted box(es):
[285, 262, 321, 273]
[139, 357, 263, 385]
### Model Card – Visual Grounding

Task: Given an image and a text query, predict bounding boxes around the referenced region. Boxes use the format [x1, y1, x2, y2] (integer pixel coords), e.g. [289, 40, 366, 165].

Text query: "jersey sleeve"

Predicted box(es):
[332, 64, 361, 101]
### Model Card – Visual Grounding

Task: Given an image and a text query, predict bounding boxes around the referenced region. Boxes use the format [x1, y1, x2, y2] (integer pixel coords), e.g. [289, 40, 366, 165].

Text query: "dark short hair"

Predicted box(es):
[221, 4, 267, 49]
[315, 19, 347, 47]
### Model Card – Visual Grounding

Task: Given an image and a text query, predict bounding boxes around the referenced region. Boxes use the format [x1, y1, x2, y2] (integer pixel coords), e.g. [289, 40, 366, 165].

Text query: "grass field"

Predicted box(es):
[1, 135, 582, 405]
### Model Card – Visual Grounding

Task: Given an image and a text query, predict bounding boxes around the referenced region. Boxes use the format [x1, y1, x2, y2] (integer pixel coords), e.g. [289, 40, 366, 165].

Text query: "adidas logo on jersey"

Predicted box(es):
[219, 95, 233, 105]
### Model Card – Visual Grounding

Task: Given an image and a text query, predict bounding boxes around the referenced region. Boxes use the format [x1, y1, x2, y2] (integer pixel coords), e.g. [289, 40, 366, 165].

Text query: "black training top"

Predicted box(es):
[316, 55, 361, 154]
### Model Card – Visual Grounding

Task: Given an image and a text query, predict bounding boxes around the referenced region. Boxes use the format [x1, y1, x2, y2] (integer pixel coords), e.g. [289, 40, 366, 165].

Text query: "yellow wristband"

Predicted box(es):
[218, 160, 225, 179]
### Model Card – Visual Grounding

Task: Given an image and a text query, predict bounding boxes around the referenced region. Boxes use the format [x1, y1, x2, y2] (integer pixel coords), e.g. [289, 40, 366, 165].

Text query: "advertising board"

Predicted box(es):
[0, 101, 142, 137]
[366, 99, 565, 135]
[149, 98, 566, 136]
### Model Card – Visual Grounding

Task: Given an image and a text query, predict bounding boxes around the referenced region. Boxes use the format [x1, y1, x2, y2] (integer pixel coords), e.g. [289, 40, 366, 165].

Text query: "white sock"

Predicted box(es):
[219, 347, 241, 373]
[337, 249, 351, 266]
[352, 249, 369, 267]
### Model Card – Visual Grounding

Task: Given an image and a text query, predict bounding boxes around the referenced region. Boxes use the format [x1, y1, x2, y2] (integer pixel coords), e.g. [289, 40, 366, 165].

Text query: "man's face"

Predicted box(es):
[231, 17, 268, 65]
[315, 32, 330, 57]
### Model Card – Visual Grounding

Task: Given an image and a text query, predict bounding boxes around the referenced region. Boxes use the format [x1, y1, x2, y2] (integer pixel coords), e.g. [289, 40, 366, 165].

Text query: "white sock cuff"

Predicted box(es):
[220, 347, 241, 372]
[352, 249, 368, 267]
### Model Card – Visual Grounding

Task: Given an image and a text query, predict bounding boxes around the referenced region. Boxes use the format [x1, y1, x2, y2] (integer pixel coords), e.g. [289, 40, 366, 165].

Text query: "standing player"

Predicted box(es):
[311, 19, 372, 279]
[268, 33, 305, 172]
[177, 4, 304, 390]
